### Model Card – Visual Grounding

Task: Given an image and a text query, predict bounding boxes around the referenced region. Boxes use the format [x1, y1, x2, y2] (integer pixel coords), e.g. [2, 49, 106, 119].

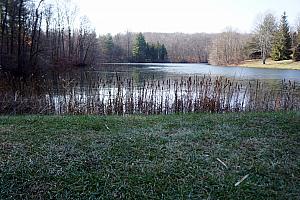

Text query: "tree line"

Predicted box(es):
[247, 12, 300, 64]
[98, 32, 212, 63]
[100, 11, 300, 66]
[1, 0, 300, 77]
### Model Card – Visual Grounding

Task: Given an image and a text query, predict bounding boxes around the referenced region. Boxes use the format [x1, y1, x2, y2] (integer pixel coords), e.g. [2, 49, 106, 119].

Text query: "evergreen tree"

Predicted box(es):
[103, 33, 114, 62]
[298, 31, 300, 44]
[132, 33, 168, 63]
[148, 44, 156, 62]
[293, 44, 300, 61]
[156, 42, 162, 61]
[160, 44, 168, 61]
[271, 12, 292, 60]
[132, 33, 147, 62]
[145, 43, 151, 62]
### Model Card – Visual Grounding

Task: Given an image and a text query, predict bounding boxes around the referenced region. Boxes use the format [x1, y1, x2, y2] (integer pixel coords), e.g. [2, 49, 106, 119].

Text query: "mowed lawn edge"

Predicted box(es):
[239, 59, 300, 70]
[0, 112, 299, 199]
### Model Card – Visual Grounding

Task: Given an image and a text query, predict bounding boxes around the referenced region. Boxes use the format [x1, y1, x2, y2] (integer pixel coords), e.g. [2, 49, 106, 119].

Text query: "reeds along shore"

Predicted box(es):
[0, 71, 299, 115]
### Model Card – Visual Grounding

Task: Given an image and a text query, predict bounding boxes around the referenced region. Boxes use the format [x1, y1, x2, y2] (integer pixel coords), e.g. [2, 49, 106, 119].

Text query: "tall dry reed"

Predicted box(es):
[0, 71, 299, 115]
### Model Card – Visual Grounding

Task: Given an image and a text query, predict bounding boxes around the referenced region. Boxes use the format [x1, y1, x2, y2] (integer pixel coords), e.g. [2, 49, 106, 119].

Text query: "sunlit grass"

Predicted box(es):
[240, 59, 300, 70]
[0, 112, 299, 199]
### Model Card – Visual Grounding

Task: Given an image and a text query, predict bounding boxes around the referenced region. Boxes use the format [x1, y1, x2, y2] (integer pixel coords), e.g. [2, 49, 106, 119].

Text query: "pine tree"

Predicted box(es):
[103, 34, 114, 62]
[132, 33, 147, 62]
[160, 44, 168, 61]
[156, 42, 162, 61]
[293, 44, 300, 61]
[271, 12, 292, 61]
[132, 33, 168, 63]
[148, 44, 156, 62]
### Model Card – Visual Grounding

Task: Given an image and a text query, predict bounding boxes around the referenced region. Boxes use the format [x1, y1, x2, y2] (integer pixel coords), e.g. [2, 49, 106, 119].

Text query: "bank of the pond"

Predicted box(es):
[239, 59, 300, 70]
[0, 112, 299, 199]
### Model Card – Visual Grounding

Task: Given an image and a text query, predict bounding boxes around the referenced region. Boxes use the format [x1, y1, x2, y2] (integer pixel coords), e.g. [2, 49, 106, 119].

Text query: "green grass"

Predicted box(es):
[0, 112, 299, 199]
[239, 59, 300, 70]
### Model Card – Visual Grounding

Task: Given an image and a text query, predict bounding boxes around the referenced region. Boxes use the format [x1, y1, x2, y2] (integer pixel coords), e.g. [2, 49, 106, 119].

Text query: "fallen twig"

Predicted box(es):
[216, 158, 228, 168]
[235, 174, 249, 187]
[105, 124, 111, 131]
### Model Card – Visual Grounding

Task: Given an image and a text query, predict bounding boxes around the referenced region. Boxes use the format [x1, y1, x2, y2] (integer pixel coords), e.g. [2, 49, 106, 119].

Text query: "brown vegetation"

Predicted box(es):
[208, 28, 248, 65]
[0, 71, 299, 115]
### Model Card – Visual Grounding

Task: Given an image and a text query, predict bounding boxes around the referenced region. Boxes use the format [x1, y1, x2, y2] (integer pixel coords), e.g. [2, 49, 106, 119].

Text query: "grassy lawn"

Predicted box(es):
[239, 59, 300, 70]
[0, 112, 299, 199]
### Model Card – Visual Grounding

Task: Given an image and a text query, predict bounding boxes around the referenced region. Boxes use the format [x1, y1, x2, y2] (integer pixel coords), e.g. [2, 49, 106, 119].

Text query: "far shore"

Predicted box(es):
[237, 59, 300, 70]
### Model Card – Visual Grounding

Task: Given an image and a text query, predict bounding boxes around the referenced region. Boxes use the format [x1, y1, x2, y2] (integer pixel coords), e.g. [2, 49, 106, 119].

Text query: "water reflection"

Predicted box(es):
[0, 63, 299, 115]
[43, 66, 299, 115]
[112, 63, 300, 81]
[74, 63, 300, 91]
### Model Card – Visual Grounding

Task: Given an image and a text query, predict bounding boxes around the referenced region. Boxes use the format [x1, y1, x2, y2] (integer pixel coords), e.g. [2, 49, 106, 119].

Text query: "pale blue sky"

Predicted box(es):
[74, 0, 300, 34]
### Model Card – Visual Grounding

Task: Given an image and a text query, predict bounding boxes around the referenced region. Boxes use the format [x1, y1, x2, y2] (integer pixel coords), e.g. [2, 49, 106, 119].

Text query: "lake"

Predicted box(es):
[92, 63, 300, 82]
[1, 63, 299, 115]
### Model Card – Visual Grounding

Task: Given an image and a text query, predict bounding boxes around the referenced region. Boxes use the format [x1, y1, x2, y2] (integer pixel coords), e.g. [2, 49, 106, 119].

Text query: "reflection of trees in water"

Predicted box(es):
[50, 64, 169, 92]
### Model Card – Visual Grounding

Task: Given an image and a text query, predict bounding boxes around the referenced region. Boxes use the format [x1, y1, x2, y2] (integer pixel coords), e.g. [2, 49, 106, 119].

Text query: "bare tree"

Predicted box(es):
[295, 14, 300, 45]
[255, 13, 277, 64]
[76, 16, 98, 66]
[29, 0, 44, 66]
[0, 0, 102, 74]
[64, 0, 77, 61]
[209, 28, 246, 66]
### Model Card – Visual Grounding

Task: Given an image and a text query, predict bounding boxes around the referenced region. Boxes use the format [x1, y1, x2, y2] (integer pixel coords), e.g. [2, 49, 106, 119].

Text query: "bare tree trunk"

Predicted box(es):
[61, 28, 65, 57]
[79, 31, 84, 65]
[127, 31, 130, 62]
[36, 13, 43, 58]
[17, 0, 24, 72]
[10, 17, 14, 55]
[262, 51, 266, 64]
[1, 0, 8, 64]
[68, 26, 72, 60]
[29, 0, 44, 67]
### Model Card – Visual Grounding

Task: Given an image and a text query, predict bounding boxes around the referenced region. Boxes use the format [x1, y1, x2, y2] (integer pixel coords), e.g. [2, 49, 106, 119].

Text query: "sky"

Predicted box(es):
[73, 0, 300, 35]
